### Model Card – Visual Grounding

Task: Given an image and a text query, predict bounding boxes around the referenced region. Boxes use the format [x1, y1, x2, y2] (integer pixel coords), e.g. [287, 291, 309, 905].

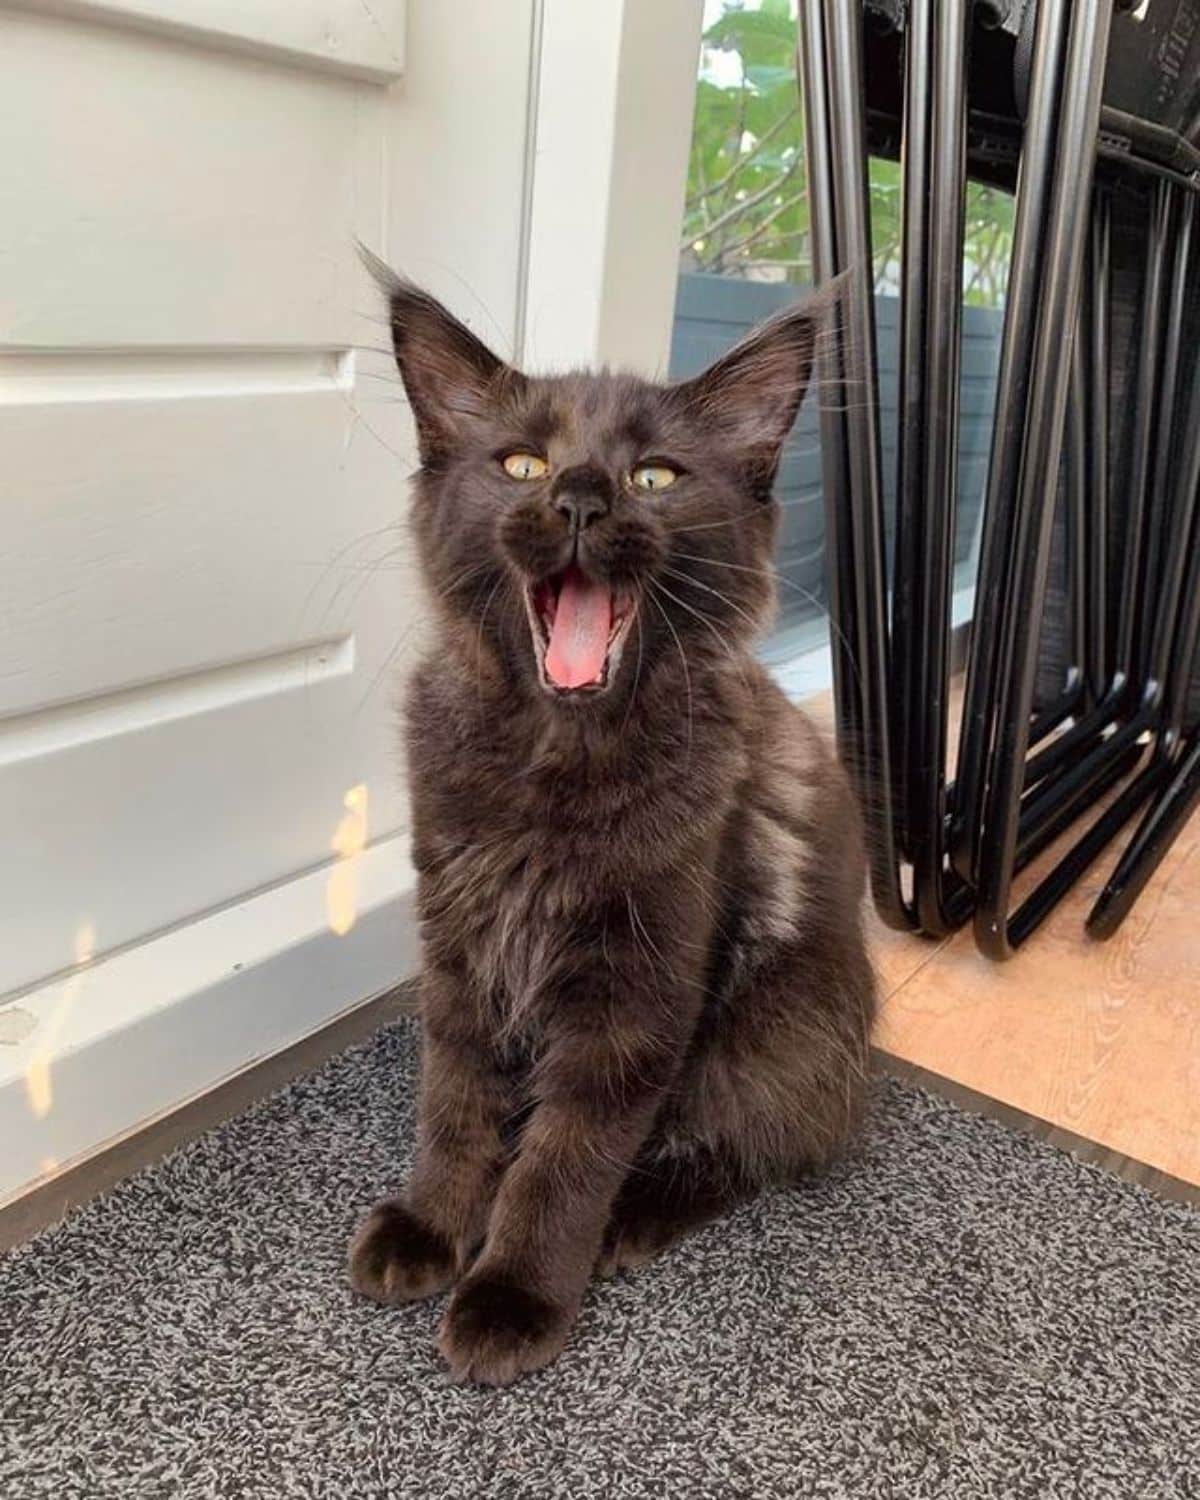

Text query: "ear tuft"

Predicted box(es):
[357, 242, 519, 468]
[356, 239, 405, 299]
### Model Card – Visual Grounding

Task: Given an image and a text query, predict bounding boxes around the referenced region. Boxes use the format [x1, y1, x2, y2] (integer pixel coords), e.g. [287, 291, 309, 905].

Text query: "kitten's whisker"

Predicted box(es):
[435, 559, 496, 602]
[620, 612, 646, 736]
[352, 623, 420, 716]
[665, 510, 766, 537]
[474, 572, 507, 718]
[296, 559, 412, 574]
[645, 587, 693, 766]
[294, 521, 406, 637]
[661, 565, 763, 637]
[349, 562, 494, 718]
[668, 552, 865, 703]
[328, 542, 414, 628]
[338, 391, 411, 467]
[649, 576, 749, 691]
[346, 341, 409, 359]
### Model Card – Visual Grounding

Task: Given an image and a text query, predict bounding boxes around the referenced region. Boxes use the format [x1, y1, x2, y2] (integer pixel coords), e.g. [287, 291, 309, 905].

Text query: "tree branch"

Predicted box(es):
[681, 162, 801, 253]
[710, 189, 808, 263]
[690, 106, 801, 205]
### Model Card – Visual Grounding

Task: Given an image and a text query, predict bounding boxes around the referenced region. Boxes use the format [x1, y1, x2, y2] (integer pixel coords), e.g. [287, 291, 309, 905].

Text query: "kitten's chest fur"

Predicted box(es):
[408, 662, 743, 1036]
[423, 831, 574, 1033]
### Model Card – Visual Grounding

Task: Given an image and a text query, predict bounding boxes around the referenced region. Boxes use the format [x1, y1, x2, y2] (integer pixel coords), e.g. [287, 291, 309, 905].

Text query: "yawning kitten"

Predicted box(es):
[349, 255, 876, 1385]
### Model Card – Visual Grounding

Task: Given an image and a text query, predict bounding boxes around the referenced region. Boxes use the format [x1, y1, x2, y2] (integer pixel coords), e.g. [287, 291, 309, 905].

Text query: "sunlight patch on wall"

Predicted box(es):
[326, 784, 369, 936]
[25, 920, 97, 1119]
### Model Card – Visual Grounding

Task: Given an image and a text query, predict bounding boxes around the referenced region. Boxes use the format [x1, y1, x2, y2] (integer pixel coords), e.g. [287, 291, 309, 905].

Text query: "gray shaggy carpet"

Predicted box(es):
[2, 1017, 1197, 1499]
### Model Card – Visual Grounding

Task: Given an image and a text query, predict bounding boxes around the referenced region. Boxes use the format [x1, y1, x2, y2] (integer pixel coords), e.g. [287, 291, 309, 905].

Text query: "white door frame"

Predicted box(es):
[519, 0, 704, 376]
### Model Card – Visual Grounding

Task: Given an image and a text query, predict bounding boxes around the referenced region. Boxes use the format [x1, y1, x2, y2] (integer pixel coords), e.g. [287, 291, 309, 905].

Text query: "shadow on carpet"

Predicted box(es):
[2, 1018, 1198, 1499]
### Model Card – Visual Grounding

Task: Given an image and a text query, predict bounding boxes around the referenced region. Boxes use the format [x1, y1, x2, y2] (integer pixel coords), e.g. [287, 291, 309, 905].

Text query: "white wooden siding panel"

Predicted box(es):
[1, 0, 405, 82]
[0, 8, 371, 347]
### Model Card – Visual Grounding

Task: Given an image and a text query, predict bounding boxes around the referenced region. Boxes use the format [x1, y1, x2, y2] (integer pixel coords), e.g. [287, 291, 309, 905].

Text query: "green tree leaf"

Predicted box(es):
[683, 1, 1012, 298]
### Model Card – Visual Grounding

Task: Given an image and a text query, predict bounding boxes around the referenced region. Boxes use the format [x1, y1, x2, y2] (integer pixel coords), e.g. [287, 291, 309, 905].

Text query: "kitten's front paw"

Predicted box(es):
[438, 1272, 571, 1386]
[348, 1199, 457, 1304]
[596, 1209, 680, 1277]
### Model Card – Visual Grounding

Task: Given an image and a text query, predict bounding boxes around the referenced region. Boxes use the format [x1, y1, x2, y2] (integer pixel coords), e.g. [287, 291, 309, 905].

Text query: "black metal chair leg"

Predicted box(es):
[1116, 180, 1174, 704]
[1087, 255, 1200, 937]
[1006, 170, 1200, 948]
[891, 0, 931, 863]
[978, 172, 1186, 912]
[1008, 753, 1168, 948]
[972, 0, 1115, 959]
[799, 0, 914, 930]
[1086, 731, 1200, 938]
[1014, 183, 1172, 796]
[1137, 191, 1195, 683]
[894, 0, 973, 935]
[1010, 177, 1200, 946]
[1085, 192, 1111, 709]
[948, 0, 1077, 888]
[1066, 329, 1089, 702]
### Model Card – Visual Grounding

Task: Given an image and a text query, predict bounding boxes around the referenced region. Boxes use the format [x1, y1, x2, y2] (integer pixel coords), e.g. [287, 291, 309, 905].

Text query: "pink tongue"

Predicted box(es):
[544, 566, 613, 689]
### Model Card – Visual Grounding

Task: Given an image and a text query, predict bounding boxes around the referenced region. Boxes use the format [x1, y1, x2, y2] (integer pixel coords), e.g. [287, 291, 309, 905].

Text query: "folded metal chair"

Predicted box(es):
[798, 0, 1200, 955]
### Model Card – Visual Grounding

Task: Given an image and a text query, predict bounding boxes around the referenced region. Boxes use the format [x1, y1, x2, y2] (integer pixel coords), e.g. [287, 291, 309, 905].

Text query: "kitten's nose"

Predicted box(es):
[551, 464, 613, 533]
[554, 493, 608, 532]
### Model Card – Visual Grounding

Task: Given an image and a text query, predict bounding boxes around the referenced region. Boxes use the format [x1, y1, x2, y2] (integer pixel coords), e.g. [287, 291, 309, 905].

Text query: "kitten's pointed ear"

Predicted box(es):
[669, 279, 842, 493]
[358, 243, 522, 467]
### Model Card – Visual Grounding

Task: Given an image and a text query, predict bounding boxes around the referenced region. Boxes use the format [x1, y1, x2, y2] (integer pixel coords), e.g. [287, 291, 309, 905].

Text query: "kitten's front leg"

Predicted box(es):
[349, 968, 510, 1304]
[438, 949, 694, 1385]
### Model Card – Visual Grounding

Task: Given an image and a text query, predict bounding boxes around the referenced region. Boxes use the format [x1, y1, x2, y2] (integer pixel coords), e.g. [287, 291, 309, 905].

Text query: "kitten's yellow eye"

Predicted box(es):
[502, 452, 549, 481]
[631, 463, 678, 493]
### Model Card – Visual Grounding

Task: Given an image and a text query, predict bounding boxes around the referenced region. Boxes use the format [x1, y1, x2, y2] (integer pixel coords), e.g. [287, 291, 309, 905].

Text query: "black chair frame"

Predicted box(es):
[797, 0, 1200, 955]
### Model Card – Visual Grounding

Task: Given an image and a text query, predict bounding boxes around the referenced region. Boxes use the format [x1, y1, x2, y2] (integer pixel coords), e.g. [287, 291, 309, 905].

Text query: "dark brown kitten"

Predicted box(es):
[348, 254, 875, 1385]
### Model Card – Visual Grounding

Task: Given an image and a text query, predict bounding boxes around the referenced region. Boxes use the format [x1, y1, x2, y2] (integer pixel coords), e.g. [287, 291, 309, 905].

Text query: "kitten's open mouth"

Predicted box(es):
[524, 565, 636, 696]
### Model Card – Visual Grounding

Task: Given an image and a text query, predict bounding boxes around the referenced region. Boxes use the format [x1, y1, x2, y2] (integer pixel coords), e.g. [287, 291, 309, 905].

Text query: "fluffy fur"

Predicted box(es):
[348, 254, 875, 1384]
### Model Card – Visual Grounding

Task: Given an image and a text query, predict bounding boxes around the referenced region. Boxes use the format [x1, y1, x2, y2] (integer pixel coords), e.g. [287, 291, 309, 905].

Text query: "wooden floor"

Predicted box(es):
[872, 811, 1200, 1186]
[808, 679, 1200, 1188]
